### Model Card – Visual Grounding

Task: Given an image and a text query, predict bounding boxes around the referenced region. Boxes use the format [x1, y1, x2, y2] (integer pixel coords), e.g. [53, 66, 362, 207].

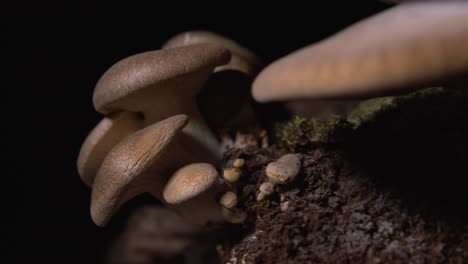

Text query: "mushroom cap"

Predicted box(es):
[223, 168, 241, 183]
[93, 44, 230, 115]
[266, 154, 301, 184]
[77, 112, 141, 186]
[259, 182, 275, 195]
[219, 191, 238, 209]
[163, 163, 219, 204]
[162, 31, 262, 75]
[253, 1, 468, 102]
[91, 114, 189, 226]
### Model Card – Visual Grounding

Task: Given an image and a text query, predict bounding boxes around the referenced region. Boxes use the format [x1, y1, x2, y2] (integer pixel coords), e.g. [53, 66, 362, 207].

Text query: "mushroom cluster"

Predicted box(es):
[77, 31, 261, 226]
[79, 1, 468, 229]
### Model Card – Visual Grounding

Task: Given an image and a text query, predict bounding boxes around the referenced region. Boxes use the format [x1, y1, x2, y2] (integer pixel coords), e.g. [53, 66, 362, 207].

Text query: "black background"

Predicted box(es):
[7, 3, 388, 263]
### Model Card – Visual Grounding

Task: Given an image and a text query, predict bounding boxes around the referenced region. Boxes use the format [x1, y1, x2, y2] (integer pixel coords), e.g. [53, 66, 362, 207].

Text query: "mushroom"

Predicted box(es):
[163, 31, 262, 130]
[163, 163, 224, 224]
[233, 158, 245, 168]
[223, 168, 242, 183]
[91, 115, 198, 226]
[266, 154, 301, 184]
[219, 191, 238, 209]
[78, 43, 230, 186]
[252, 1, 468, 102]
[256, 182, 275, 201]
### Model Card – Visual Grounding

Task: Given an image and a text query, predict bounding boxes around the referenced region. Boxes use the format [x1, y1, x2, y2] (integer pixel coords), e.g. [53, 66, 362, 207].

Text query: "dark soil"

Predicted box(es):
[219, 89, 468, 263]
[108, 88, 468, 263]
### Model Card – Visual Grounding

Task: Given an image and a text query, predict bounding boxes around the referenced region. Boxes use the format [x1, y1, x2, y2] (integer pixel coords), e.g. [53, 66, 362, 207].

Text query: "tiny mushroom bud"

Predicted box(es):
[223, 168, 241, 183]
[221, 207, 247, 224]
[163, 163, 223, 224]
[219, 191, 238, 209]
[266, 154, 301, 184]
[259, 182, 275, 196]
[257, 182, 275, 201]
[253, 1, 468, 102]
[233, 158, 245, 168]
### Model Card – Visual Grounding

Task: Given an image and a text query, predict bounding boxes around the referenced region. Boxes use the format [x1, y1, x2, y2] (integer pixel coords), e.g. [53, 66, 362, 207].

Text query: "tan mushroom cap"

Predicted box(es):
[253, 1, 468, 102]
[163, 31, 262, 76]
[91, 115, 188, 226]
[77, 112, 141, 186]
[266, 154, 301, 184]
[93, 44, 230, 117]
[163, 163, 219, 204]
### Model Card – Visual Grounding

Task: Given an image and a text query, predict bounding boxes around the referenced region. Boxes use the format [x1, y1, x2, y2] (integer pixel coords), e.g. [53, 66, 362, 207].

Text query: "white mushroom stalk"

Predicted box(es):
[253, 1, 468, 102]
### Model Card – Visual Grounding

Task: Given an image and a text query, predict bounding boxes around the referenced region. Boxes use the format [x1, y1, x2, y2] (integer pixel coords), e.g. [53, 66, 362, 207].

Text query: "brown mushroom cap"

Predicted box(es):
[93, 44, 230, 118]
[266, 154, 301, 184]
[162, 31, 262, 130]
[253, 1, 468, 102]
[91, 115, 188, 226]
[162, 31, 262, 76]
[77, 112, 141, 186]
[163, 163, 219, 204]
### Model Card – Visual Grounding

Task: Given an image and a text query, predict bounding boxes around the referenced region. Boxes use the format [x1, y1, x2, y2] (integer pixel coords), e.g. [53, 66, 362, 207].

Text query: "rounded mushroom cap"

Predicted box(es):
[259, 182, 275, 195]
[77, 112, 141, 186]
[93, 44, 230, 115]
[266, 154, 301, 184]
[223, 168, 241, 183]
[219, 191, 238, 209]
[163, 163, 219, 204]
[163, 31, 262, 75]
[91, 114, 189, 226]
[253, 1, 468, 102]
[233, 158, 245, 168]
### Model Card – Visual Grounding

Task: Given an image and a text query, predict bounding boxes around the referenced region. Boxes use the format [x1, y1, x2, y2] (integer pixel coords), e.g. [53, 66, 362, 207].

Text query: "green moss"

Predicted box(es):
[277, 86, 467, 152]
[347, 87, 446, 128]
[277, 115, 352, 152]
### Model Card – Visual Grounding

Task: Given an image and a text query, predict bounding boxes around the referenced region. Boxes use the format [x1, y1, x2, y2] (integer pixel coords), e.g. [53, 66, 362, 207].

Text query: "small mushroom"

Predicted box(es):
[219, 191, 238, 209]
[163, 31, 262, 131]
[266, 154, 301, 184]
[91, 115, 193, 226]
[163, 163, 223, 224]
[232, 158, 245, 168]
[253, 1, 468, 102]
[223, 168, 241, 183]
[256, 182, 275, 201]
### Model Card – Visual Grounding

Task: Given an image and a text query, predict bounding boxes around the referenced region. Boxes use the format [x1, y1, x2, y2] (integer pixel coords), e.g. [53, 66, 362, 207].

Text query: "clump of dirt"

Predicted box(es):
[219, 87, 468, 263]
